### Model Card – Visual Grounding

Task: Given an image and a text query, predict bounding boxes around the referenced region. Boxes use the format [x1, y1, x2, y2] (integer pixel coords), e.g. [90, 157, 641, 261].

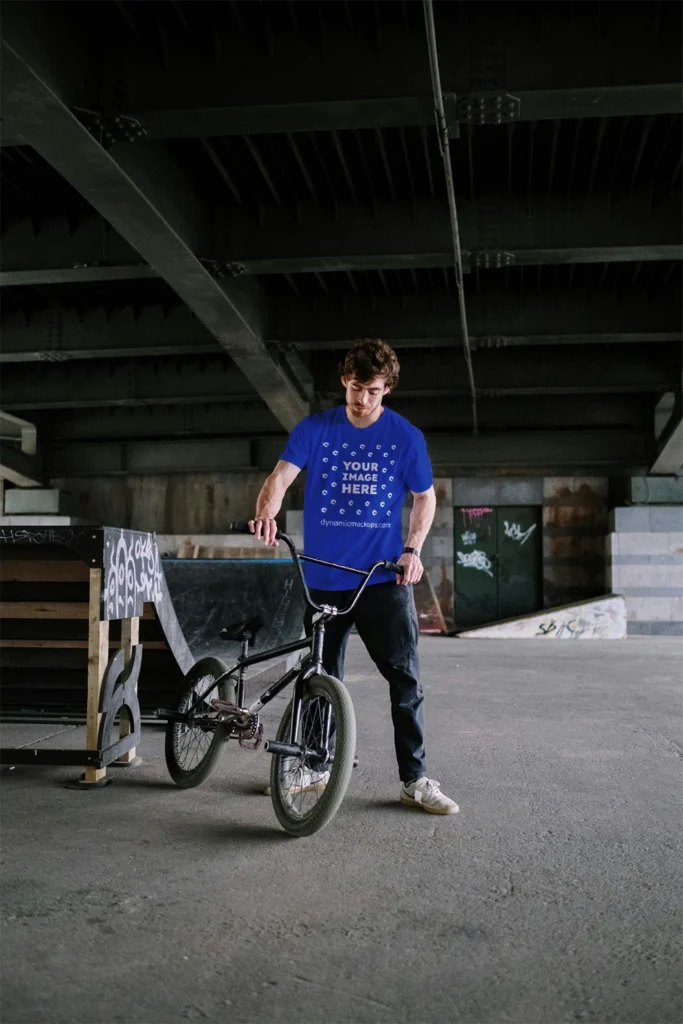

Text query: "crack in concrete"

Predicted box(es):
[8, 725, 78, 750]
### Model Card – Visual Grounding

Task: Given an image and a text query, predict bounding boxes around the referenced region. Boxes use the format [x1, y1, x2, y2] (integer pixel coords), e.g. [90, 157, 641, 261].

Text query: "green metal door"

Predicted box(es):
[496, 506, 542, 622]
[454, 507, 498, 630]
[454, 506, 542, 631]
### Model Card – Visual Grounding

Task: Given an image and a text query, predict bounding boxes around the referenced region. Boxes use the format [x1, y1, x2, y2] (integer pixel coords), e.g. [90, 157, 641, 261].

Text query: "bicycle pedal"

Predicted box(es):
[210, 698, 240, 714]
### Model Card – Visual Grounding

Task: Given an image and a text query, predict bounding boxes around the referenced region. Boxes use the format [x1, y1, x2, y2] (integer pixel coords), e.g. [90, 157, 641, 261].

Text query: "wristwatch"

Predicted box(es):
[403, 546, 420, 557]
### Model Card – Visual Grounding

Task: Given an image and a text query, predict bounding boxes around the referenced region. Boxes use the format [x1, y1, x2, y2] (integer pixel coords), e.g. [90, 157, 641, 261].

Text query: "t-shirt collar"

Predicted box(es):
[339, 404, 388, 432]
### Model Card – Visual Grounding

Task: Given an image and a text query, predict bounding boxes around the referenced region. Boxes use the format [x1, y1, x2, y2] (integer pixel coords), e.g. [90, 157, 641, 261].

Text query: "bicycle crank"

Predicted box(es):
[209, 699, 263, 750]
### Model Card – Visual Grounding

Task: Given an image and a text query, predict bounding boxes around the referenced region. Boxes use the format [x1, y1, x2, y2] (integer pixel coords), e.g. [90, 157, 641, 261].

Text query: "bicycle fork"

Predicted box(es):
[264, 615, 332, 763]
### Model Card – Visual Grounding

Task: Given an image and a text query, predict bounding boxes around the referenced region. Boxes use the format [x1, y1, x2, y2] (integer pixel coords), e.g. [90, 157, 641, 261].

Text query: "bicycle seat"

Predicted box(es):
[219, 614, 266, 646]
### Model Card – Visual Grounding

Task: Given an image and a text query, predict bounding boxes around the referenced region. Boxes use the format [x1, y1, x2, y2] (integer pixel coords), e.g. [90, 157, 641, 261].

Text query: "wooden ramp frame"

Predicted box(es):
[0, 526, 194, 785]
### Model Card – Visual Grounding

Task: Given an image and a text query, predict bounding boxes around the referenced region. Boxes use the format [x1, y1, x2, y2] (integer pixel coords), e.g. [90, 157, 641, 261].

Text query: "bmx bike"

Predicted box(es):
[157, 522, 404, 837]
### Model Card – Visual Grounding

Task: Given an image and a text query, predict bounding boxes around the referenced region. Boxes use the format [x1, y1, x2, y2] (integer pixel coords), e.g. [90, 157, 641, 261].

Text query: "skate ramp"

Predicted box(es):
[457, 595, 627, 639]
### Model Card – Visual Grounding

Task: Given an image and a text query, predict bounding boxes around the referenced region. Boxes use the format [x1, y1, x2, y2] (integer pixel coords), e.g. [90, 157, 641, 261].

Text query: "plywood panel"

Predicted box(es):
[0, 561, 90, 583]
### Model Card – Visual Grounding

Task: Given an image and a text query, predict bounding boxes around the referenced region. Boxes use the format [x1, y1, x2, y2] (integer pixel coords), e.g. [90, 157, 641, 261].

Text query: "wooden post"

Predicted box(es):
[116, 615, 140, 763]
[85, 568, 109, 784]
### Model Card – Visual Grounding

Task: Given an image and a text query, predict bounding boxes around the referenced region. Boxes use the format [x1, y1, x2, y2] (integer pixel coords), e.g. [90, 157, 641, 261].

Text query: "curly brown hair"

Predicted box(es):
[338, 338, 400, 391]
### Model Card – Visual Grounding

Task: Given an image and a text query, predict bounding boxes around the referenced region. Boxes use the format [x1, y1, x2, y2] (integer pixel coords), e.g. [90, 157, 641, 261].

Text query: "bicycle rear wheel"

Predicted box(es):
[270, 673, 356, 838]
[165, 657, 231, 788]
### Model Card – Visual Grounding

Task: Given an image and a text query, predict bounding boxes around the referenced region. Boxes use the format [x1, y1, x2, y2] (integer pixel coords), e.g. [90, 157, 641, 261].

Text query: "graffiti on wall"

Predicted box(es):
[535, 605, 617, 639]
[462, 508, 493, 527]
[503, 521, 537, 545]
[458, 596, 627, 639]
[461, 530, 477, 547]
[457, 549, 494, 578]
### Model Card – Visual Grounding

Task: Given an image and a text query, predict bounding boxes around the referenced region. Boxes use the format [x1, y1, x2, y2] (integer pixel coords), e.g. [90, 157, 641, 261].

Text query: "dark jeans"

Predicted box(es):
[304, 582, 426, 784]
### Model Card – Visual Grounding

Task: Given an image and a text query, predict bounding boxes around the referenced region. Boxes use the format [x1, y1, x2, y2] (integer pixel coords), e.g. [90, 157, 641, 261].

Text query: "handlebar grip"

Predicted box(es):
[228, 520, 281, 539]
[227, 521, 253, 535]
[384, 560, 405, 576]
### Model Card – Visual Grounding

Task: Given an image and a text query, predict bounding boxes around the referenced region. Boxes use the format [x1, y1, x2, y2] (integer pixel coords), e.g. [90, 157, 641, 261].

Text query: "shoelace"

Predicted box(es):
[422, 778, 442, 796]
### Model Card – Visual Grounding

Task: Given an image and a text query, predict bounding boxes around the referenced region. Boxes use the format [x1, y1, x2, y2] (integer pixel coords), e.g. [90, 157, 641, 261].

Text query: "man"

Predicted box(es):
[250, 338, 458, 815]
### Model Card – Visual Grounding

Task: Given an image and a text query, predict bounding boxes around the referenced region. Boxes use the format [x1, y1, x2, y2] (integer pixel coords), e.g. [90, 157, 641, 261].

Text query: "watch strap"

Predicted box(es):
[403, 546, 420, 556]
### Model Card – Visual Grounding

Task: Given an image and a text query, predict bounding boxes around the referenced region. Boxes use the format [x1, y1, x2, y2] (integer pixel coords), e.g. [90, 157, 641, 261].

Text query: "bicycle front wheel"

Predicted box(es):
[270, 673, 356, 838]
[165, 657, 231, 788]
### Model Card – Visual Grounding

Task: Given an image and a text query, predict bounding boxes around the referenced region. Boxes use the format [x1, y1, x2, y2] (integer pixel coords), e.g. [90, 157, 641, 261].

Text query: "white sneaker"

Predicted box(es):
[263, 768, 330, 798]
[400, 777, 459, 815]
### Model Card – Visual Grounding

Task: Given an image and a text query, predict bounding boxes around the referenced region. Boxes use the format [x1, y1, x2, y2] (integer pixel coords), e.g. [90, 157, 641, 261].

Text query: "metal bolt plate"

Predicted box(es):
[457, 92, 521, 125]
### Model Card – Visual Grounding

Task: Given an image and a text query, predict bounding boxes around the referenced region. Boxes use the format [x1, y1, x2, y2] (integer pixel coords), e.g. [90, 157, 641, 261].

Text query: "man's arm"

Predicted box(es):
[397, 486, 437, 585]
[249, 460, 302, 546]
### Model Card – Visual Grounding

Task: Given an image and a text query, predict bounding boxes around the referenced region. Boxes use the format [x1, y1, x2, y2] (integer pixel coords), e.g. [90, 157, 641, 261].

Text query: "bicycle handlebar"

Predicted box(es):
[228, 520, 404, 617]
[228, 521, 264, 536]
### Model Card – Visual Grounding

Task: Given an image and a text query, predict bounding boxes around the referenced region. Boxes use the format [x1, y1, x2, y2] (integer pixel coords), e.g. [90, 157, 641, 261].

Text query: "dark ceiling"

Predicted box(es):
[0, 0, 681, 479]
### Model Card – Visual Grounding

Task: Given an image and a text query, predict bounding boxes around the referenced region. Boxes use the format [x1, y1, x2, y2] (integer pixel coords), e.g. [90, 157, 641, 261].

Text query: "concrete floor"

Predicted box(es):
[1, 637, 681, 1024]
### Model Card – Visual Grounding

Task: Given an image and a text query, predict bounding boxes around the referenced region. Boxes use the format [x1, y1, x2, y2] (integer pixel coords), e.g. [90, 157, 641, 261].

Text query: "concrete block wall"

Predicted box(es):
[607, 506, 683, 635]
[543, 477, 608, 608]
[36, 469, 641, 638]
[51, 473, 306, 533]
[408, 478, 454, 630]
[286, 476, 612, 633]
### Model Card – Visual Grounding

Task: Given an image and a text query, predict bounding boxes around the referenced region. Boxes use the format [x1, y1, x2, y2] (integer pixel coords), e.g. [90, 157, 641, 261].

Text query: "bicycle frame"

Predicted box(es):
[165, 530, 402, 753]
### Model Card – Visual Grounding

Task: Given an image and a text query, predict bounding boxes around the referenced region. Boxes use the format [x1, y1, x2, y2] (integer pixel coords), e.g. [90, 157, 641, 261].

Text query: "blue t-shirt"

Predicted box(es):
[280, 405, 433, 590]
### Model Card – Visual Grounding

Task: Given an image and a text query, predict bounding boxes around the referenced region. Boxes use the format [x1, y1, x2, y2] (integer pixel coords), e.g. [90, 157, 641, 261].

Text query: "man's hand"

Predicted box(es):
[249, 518, 279, 547]
[397, 551, 423, 586]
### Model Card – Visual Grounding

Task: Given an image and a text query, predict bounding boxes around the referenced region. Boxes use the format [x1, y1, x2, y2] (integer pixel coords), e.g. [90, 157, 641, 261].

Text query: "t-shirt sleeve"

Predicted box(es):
[280, 417, 310, 470]
[403, 431, 433, 492]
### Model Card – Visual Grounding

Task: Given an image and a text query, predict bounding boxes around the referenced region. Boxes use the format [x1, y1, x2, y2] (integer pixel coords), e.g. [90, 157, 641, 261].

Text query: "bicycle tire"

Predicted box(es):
[270, 673, 356, 838]
[165, 656, 230, 788]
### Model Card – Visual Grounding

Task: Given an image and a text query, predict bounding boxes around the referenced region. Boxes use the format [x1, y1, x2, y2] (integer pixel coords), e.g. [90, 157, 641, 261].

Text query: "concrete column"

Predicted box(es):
[607, 506, 683, 635]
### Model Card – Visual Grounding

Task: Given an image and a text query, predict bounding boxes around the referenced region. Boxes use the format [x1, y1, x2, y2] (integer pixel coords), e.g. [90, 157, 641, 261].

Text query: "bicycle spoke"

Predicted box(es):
[172, 676, 219, 772]
[275, 692, 335, 820]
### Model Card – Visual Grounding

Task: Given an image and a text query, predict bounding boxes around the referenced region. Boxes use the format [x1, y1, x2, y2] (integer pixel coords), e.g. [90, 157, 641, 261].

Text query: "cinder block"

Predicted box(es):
[625, 595, 678, 621]
[672, 564, 683, 587]
[628, 476, 683, 505]
[646, 621, 683, 635]
[669, 533, 683, 552]
[426, 535, 453, 559]
[433, 478, 453, 505]
[650, 507, 683, 532]
[0, 515, 81, 526]
[610, 507, 651, 532]
[605, 534, 619, 556]
[617, 564, 672, 588]
[453, 476, 543, 507]
[286, 510, 304, 534]
[3, 488, 69, 515]
[544, 476, 609, 501]
[432, 504, 454, 530]
[615, 532, 672, 555]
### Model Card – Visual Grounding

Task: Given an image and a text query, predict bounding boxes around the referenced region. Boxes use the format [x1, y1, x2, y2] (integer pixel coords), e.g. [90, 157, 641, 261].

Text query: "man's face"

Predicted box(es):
[342, 374, 390, 419]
